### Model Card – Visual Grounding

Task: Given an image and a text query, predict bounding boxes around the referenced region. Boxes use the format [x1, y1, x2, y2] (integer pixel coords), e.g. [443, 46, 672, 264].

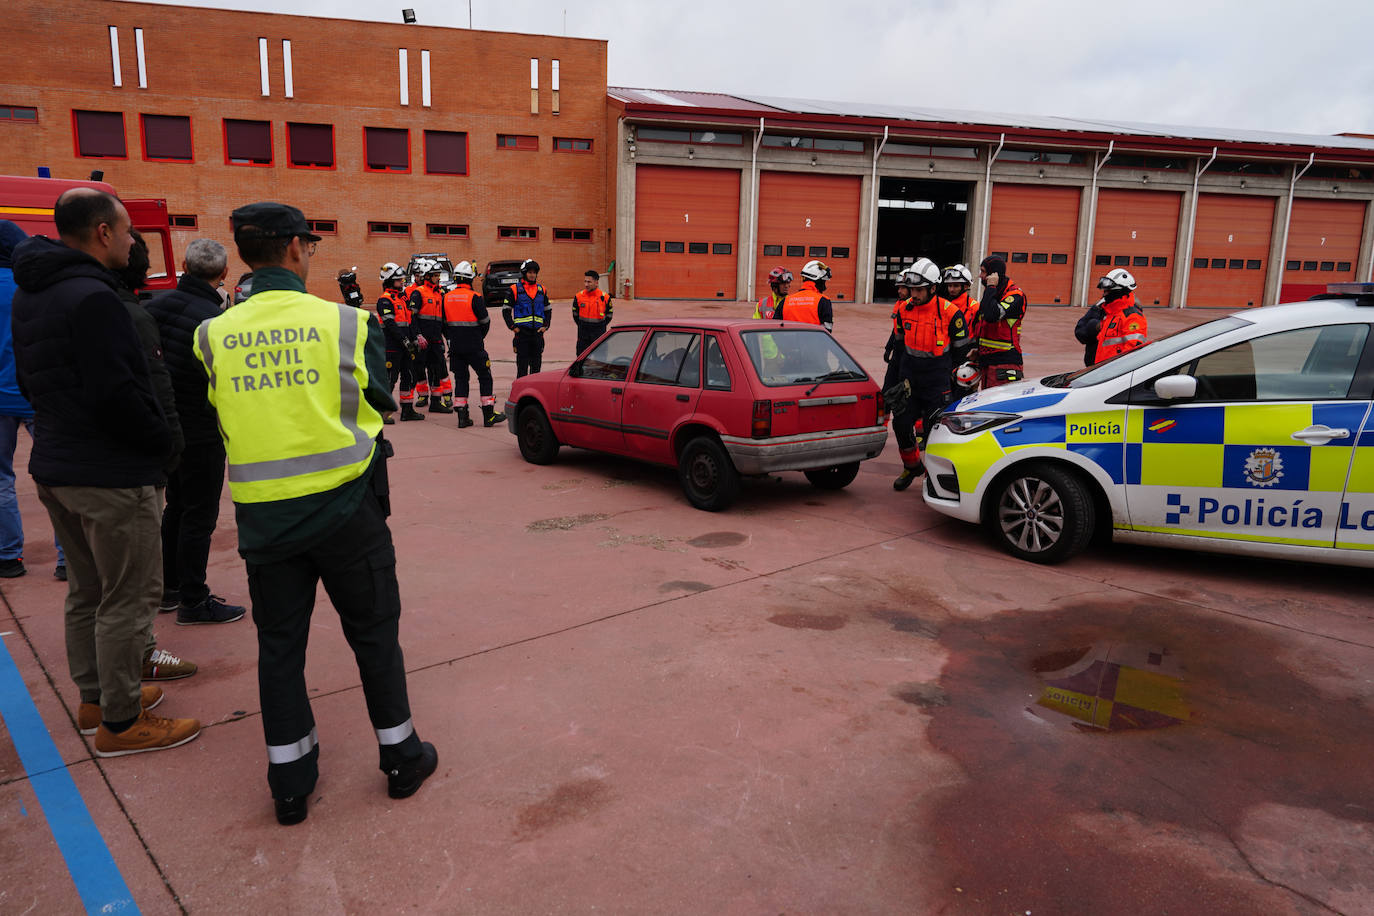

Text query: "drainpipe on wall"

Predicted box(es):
[1178, 147, 1218, 309]
[746, 118, 765, 302]
[865, 125, 889, 303]
[1274, 153, 1316, 300]
[978, 133, 1005, 258]
[1078, 140, 1114, 307]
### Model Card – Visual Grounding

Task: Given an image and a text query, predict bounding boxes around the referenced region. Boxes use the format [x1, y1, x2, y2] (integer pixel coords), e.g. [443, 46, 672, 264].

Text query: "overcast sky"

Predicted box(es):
[138, 0, 1374, 136]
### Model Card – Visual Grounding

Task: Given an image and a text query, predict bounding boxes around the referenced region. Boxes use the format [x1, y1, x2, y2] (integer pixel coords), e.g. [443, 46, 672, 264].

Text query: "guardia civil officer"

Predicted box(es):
[442, 261, 505, 427]
[888, 259, 970, 491]
[571, 269, 613, 358]
[500, 258, 552, 377]
[194, 202, 437, 825]
[409, 261, 453, 413]
[376, 262, 424, 421]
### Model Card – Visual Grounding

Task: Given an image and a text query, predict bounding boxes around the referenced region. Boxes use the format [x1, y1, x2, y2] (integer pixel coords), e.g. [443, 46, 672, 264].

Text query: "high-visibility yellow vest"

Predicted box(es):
[194, 290, 382, 503]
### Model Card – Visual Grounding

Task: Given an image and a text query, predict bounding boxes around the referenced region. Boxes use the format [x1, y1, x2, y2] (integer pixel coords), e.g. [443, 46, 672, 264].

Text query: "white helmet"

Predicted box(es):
[955, 362, 980, 387]
[942, 263, 973, 286]
[453, 260, 476, 281]
[380, 262, 404, 283]
[800, 259, 832, 282]
[1098, 267, 1137, 292]
[411, 257, 433, 276]
[896, 257, 940, 289]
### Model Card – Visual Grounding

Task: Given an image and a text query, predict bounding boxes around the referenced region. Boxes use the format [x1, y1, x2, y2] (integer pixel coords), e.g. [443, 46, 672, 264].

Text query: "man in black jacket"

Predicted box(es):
[11, 188, 200, 757]
[146, 238, 247, 626]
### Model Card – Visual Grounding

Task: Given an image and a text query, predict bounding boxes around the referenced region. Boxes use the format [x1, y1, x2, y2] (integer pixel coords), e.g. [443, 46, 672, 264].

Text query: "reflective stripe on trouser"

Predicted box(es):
[267, 727, 318, 764]
[247, 487, 421, 799]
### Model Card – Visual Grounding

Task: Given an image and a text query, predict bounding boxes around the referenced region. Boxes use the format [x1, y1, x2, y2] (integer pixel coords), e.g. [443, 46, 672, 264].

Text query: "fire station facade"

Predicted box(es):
[4, 0, 1373, 307]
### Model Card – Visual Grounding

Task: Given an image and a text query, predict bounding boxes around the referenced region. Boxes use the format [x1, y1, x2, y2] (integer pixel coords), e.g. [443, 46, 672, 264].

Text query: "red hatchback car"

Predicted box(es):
[505, 319, 888, 510]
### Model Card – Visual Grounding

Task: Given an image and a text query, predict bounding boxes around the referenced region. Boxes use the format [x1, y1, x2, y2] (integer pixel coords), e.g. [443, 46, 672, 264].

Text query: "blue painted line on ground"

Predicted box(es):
[0, 635, 139, 915]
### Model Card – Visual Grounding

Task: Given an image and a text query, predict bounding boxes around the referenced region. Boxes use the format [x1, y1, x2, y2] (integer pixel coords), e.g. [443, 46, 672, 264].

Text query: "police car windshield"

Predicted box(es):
[1045, 316, 1251, 388]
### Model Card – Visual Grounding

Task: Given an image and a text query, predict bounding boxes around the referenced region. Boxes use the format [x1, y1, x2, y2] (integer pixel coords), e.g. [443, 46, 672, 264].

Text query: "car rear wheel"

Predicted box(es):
[517, 404, 559, 465]
[678, 435, 740, 511]
[803, 461, 860, 490]
[986, 464, 1094, 564]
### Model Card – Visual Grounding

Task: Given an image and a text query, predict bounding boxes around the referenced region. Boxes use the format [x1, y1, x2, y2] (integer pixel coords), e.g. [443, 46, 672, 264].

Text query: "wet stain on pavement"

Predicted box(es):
[1033, 642, 1189, 732]
[767, 613, 847, 631]
[687, 531, 747, 548]
[804, 500, 825, 507]
[526, 513, 610, 532]
[660, 580, 711, 594]
[890, 682, 949, 707]
[541, 478, 584, 491]
[870, 609, 940, 639]
[515, 778, 613, 840]
[909, 598, 1374, 914]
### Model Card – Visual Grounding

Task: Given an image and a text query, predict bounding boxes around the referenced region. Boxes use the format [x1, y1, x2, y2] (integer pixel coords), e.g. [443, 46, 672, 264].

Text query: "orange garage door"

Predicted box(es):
[1092, 189, 1181, 307]
[1187, 193, 1275, 308]
[757, 172, 861, 301]
[635, 165, 739, 299]
[988, 184, 1080, 305]
[1280, 198, 1367, 301]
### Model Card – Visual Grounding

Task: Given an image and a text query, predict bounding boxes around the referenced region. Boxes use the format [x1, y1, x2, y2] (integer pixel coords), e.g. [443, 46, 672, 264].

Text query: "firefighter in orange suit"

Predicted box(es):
[572, 269, 613, 357]
[941, 264, 979, 329]
[442, 261, 505, 428]
[408, 260, 452, 413]
[402, 269, 428, 405]
[973, 255, 1027, 389]
[375, 262, 424, 422]
[780, 260, 834, 331]
[1075, 268, 1147, 366]
[889, 259, 971, 492]
[753, 267, 792, 319]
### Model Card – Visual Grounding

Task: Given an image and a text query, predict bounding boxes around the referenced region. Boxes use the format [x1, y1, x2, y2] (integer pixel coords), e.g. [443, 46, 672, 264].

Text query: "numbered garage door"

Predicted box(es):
[1187, 193, 1275, 308]
[988, 184, 1080, 305]
[635, 165, 740, 299]
[1280, 198, 1367, 301]
[757, 172, 862, 301]
[1092, 189, 1181, 307]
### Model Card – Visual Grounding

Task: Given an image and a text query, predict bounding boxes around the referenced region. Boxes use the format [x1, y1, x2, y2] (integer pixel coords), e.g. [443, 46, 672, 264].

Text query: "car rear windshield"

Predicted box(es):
[740, 329, 867, 387]
[1043, 316, 1252, 388]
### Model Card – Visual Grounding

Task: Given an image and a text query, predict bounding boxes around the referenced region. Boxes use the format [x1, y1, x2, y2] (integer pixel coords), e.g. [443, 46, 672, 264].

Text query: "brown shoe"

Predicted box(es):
[78, 685, 164, 735]
[142, 648, 197, 681]
[93, 710, 201, 757]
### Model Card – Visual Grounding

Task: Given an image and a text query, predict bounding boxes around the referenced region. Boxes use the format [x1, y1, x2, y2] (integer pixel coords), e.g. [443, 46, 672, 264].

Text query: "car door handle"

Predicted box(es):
[675, 394, 690, 402]
[611, 387, 623, 395]
[1291, 424, 1349, 444]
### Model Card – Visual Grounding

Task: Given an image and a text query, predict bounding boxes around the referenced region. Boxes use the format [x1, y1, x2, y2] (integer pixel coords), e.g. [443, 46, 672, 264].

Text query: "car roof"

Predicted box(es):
[485, 260, 524, 269]
[616, 318, 832, 331]
[1238, 297, 1372, 329]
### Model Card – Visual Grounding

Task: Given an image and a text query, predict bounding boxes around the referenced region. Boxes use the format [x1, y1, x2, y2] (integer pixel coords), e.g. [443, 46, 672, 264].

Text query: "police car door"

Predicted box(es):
[1123, 322, 1371, 549]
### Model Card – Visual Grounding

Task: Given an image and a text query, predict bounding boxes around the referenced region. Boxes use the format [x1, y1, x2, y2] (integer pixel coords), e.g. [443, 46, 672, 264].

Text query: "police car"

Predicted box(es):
[923, 283, 1374, 566]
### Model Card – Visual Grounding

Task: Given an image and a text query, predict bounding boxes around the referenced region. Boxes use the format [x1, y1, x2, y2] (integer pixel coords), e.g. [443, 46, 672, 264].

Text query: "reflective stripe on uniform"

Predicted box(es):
[267, 727, 318, 764]
[375, 717, 414, 746]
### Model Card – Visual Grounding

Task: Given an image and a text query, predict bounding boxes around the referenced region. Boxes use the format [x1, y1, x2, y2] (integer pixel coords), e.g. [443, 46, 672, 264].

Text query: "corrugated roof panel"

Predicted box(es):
[609, 87, 788, 112]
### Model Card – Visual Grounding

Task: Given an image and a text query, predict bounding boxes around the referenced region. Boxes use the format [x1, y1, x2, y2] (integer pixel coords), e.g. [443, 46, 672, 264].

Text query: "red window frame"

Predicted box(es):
[168, 214, 198, 229]
[497, 134, 538, 151]
[553, 227, 592, 242]
[223, 118, 273, 167]
[553, 137, 593, 153]
[367, 221, 411, 237]
[426, 224, 469, 239]
[0, 105, 38, 122]
[306, 219, 337, 236]
[140, 113, 194, 164]
[362, 126, 410, 174]
[286, 122, 336, 170]
[884, 142, 979, 160]
[498, 226, 538, 240]
[423, 130, 469, 176]
[71, 109, 127, 160]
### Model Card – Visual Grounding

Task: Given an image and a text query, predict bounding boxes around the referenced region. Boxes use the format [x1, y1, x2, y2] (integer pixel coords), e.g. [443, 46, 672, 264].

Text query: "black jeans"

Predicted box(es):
[245, 487, 422, 799]
[161, 439, 226, 605]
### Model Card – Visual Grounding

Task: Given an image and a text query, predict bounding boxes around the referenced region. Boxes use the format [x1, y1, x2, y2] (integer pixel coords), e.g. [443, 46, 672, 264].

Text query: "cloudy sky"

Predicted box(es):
[138, 0, 1373, 136]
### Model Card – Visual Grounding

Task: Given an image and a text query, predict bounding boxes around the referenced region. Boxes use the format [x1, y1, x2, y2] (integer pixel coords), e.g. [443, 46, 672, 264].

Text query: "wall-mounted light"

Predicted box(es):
[928, 161, 935, 173]
[1333, 185, 1341, 193]
[401, 8, 416, 23]
[687, 147, 694, 160]
[1037, 168, 1045, 179]
[1141, 174, 1149, 184]
[810, 155, 818, 167]
[1239, 179, 1247, 189]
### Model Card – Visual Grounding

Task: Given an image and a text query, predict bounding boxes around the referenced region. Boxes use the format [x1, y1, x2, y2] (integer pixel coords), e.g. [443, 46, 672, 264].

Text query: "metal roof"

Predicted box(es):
[609, 87, 1374, 155]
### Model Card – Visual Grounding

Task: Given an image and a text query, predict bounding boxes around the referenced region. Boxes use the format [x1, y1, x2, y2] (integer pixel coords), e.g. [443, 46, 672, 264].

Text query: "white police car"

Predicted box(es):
[923, 283, 1374, 566]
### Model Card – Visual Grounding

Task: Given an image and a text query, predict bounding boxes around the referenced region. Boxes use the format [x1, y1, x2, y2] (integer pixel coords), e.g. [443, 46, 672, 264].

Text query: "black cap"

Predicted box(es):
[231, 202, 321, 243]
[980, 255, 1007, 276]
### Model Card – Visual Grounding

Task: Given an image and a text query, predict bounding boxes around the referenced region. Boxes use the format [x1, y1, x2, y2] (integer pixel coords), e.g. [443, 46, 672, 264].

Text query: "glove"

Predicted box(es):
[883, 339, 897, 364]
[404, 338, 418, 357]
[415, 334, 428, 351]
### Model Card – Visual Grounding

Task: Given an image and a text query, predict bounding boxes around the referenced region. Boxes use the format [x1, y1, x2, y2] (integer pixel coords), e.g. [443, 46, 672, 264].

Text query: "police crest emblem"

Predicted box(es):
[1243, 448, 1283, 487]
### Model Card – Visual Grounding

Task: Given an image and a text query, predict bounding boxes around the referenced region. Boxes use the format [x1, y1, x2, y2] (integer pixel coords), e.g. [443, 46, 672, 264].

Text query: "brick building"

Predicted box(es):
[1, 0, 610, 302]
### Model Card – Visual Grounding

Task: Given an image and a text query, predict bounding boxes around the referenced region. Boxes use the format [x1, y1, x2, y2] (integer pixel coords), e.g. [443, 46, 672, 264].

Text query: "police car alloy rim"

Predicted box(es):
[998, 476, 1066, 553]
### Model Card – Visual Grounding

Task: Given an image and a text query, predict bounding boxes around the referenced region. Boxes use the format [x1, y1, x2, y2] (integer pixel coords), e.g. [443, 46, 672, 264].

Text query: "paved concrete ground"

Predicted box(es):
[1, 299, 1371, 915]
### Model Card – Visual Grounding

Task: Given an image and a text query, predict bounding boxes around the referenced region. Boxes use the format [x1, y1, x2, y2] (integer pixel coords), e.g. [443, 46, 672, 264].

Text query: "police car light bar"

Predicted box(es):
[1326, 282, 1374, 305]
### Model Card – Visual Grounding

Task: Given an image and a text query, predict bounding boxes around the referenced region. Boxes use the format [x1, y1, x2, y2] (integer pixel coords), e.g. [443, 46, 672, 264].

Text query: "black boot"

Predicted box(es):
[482, 404, 506, 427]
[456, 407, 474, 428]
[382, 412, 396, 425]
[428, 395, 452, 414]
[399, 402, 425, 421]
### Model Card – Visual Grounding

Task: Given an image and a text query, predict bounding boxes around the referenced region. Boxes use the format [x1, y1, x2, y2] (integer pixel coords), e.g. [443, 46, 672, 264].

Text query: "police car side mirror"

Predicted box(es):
[1153, 375, 1197, 400]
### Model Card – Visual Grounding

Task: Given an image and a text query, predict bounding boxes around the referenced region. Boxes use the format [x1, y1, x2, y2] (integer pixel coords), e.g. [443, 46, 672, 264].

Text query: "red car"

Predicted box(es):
[505, 318, 888, 510]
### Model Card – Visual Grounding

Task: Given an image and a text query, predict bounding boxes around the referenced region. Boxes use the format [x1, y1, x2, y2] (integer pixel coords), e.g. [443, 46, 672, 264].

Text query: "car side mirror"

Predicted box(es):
[1153, 375, 1197, 400]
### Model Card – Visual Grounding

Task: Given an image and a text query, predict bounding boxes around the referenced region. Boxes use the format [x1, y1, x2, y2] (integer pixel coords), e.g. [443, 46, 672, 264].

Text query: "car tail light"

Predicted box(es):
[876, 390, 889, 426]
[752, 399, 772, 439]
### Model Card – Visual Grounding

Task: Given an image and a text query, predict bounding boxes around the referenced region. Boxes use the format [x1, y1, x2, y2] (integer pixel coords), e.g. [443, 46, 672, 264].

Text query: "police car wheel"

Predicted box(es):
[987, 464, 1095, 564]
[517, 405, 559, 465]
[803, 462, 860, 490]
[678, 436, 740, 511]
